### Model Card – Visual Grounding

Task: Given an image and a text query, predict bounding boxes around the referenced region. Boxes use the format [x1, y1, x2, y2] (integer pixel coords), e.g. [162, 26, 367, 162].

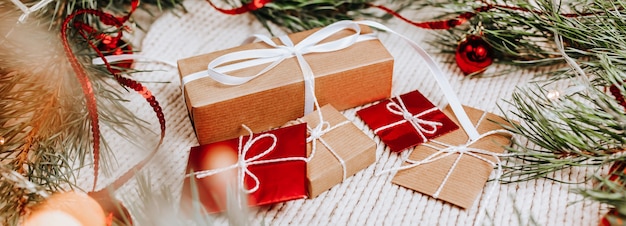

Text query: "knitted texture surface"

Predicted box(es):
[89, 0, 607, 225]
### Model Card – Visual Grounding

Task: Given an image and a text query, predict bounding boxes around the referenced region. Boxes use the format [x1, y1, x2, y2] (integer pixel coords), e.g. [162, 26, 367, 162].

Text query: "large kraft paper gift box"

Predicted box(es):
[178, 25, 394, 145]
[298, 104, 376, 198]
[391, 105, 513, 209]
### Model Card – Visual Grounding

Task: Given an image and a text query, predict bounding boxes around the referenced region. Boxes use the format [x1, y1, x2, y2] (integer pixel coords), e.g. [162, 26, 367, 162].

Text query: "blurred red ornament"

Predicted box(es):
[88, 191, 133, 225]
[598, 161, 626, 226]
[609, 83, 626, 111]
[24, 192, 106, 226]
[455, 35, 493, 75]
[600, 209, 625, 226]
[97, 34, 134, 72]
[608, 160, 626, 184]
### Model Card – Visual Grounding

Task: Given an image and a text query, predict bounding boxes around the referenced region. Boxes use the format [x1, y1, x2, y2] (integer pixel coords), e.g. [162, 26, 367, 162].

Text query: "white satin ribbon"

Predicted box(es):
[352, 20, 480, 141]
[182, 20, 377, 115]
[191, 125, 308, 194]
[377, 112, 513, 225]
[10, 0, 54, 23]
[373, 96, 443, 143]
[92, 54, 178, 68]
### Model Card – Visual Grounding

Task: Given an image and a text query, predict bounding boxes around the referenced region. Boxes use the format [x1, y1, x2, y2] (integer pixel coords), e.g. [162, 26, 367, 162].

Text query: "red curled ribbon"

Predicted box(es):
[369, 2, 591, 30]
[60, 0, 165, 192]
[207, 0, 272, 15]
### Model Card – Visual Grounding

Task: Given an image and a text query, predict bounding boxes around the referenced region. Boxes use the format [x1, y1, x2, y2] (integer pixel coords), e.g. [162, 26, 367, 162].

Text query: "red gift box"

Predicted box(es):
[357, 90, 459, 152]
[181, 123, 308, 213]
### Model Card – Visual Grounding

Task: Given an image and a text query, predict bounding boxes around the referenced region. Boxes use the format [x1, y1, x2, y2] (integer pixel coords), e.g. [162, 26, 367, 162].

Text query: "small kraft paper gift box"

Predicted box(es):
[390, 105, 513, 209]
[297, 104, 376, 198]
[357, 89, 459, 152]
[181, 123, 308, 213]
[178, 21, 394, 145]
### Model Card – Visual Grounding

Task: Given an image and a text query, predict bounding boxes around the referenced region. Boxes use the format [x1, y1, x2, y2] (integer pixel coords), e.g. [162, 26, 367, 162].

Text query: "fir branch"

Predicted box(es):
[250, 0, 372, 33]
[501, 82, 626, 182]
[423, 0, 626, 70]
[118, 175, 215, 226]
[577, 161, 626, 218]
[118, 173, 249, 226]
[248, 0, 417, 33]
[497, 8, 626, 180]
[0, 5, 159, 223]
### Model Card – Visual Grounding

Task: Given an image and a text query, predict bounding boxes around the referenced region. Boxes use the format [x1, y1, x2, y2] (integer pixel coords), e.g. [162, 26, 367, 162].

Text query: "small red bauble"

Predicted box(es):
[455, 35, 493, 76]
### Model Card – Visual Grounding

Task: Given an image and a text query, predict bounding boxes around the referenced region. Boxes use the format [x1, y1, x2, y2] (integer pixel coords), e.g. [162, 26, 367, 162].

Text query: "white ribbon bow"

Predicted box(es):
[373, 96, 443, 142]
[302, 118, 351, 181]
[192, 125, 308, 194]
[182, 20, 377, 115]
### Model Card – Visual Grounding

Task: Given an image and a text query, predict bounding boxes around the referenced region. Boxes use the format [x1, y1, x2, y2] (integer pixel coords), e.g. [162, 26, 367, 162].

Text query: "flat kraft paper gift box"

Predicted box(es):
[298, 104, 376, 198]
[181, 123, 308, 213]
[391, 105, 512, 209]
[178, 25, 394, 145]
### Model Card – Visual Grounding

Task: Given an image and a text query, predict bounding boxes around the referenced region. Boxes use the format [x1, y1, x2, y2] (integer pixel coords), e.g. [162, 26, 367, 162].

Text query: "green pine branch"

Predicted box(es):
[393, 0, 626, 215]
[247, 0, 418, 33]
[1, 0, 177, 223]
[424, 0, 626, 70]
[578, 175, 626, 217]
[114, 173, 249, 226]
[501, 82, 626, 183]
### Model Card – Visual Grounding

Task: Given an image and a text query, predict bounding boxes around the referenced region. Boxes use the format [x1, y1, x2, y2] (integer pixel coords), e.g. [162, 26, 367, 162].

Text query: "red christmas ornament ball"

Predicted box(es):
[455, 35, 493, 75]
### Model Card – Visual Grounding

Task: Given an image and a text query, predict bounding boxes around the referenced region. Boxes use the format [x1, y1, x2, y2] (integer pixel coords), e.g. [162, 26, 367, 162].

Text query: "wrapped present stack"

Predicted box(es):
[177, 22, 393, 145]
[177, 20, 514, 216]
[178, 21, 392, 211]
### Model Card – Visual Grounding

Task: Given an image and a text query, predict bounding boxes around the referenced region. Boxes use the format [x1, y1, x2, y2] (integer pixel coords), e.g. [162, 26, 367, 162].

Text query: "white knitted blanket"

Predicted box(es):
[87, 0, 607, 225]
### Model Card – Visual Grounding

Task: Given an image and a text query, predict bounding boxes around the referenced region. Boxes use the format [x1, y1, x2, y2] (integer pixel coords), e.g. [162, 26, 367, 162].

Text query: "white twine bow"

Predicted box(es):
[191, 125, 308, 194]
[10, 0, 54, 23]
[377, 112, 513, 225]
[373, 96, 443, 143]
[182, 20, 377, 115]
[299, 114, 351, 181]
